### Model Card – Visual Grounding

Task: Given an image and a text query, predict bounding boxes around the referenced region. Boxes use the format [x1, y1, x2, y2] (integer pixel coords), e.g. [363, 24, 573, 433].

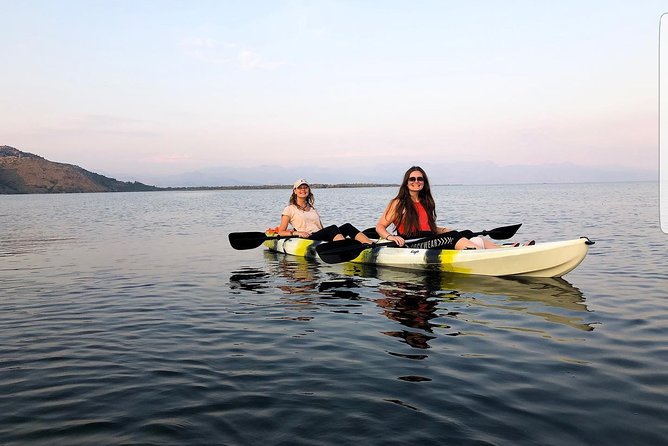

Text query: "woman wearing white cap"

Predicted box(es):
[275, 179, 373, 243]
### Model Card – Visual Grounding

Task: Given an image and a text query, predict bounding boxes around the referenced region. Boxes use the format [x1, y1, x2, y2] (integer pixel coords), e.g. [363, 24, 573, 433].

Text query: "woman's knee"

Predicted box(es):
[313, 225, 342, 241]
[469, 236, 485, 249]
[454, 237, 476, 250]
[339, 223, 360, 238]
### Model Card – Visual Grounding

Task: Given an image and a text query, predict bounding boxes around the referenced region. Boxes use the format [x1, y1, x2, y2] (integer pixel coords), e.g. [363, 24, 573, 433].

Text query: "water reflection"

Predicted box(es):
[342, 263, 594, 333]
[229, 255, 325, 297]
[229, 253, 594, 352]
[261, 251, 365, 300]
[228, 268, 272, 294]
[374, 279, 443, 350]
[265, 251, 321, 294]
[228, 249, 596, 386]
[0, 236, 76, 257]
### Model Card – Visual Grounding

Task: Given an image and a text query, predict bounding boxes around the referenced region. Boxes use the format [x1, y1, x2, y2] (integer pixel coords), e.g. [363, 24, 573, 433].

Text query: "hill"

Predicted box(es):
[0, 146, 160, 194]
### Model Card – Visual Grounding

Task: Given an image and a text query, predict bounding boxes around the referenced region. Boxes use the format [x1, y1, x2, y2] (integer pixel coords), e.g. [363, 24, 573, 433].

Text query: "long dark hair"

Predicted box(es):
[393, 166, 437, 234]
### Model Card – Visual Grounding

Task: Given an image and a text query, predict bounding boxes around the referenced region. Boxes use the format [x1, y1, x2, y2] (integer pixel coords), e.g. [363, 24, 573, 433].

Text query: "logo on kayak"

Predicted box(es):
[410, 236, 455, 249]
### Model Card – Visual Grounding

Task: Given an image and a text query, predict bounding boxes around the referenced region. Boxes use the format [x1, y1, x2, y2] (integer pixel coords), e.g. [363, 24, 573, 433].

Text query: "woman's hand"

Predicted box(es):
[386, 234, 405, 247]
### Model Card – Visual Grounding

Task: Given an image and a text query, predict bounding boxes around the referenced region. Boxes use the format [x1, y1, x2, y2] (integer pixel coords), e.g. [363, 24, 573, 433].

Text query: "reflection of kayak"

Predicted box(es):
[342, 263, 587, 312]
[344, 263, 593, 331]
[263, 237, 593, 278]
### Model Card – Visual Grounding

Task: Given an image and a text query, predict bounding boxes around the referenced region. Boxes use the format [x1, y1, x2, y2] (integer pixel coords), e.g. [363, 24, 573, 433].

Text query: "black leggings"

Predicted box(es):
[310, 223, 362, 242]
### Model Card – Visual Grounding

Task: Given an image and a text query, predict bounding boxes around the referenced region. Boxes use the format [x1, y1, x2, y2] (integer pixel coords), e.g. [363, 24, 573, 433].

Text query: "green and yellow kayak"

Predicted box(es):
[263, 237, 593, 278]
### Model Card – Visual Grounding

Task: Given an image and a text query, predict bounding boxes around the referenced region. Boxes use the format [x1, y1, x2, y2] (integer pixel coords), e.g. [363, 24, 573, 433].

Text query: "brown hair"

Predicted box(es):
[289, 186, 315, 208]
[392, 166, 437, 234]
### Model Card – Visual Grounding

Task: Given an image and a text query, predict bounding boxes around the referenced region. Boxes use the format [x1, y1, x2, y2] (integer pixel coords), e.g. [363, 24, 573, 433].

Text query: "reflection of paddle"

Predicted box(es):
[229, 232, 300, 250]
[316, 224, 522, 264]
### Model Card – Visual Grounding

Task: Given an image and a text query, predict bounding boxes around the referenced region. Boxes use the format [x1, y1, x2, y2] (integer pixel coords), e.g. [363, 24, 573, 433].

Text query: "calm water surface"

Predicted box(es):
[1, 182, 667, 445]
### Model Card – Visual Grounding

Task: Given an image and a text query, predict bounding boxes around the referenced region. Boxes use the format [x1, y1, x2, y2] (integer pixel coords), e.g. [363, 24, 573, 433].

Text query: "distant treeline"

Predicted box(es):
[161, 183, 399, 191]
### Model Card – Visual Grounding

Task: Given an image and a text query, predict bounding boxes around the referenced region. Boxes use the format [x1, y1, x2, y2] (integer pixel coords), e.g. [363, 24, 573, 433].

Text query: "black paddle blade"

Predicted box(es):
[478, 224, 522, 240]
[316, 239, 372, 264]
[228, 231, 269, 250]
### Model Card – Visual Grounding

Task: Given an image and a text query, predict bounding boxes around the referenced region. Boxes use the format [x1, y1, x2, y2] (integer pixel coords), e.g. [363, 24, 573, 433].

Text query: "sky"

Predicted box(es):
[1, 1, 666, 186]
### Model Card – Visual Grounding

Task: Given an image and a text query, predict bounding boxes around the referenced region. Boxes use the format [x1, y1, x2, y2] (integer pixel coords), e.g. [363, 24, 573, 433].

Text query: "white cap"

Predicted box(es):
[293, 178, 309, 189]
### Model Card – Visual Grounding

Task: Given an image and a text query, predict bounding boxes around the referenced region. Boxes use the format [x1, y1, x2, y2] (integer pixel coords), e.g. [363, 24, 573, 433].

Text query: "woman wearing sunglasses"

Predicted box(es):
[375, 166, 502, 249]
[275, 178, 373, 243]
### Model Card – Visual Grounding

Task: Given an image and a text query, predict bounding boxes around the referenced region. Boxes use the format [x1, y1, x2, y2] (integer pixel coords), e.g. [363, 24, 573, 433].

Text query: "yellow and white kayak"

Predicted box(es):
[263, 237, 593, 278]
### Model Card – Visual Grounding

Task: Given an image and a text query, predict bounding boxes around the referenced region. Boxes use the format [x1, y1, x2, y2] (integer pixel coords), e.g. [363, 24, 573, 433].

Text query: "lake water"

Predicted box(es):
[1, 182, 667, 445]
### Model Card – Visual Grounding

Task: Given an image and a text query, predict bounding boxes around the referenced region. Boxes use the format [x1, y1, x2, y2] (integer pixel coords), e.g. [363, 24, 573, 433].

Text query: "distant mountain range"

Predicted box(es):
[1, 145, 658, 194]
[0, 146, 159, 194]
[144, 160, 658, 187]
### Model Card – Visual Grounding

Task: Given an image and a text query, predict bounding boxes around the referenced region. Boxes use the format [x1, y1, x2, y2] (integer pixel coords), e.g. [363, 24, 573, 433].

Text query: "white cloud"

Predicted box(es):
[183, 37, 284, 70]
[182, 37, 233, 65]
[239, 50, 285, 71]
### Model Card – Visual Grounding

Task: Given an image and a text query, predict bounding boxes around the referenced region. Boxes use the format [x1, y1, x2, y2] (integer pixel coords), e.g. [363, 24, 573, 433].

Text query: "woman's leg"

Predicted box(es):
[469, 236, 499, 249]
[354, 232, 372, 244]
[310, 225, 343, 241]
[469, 236, 485, 249]
[455, 236, 499, 250]
[482, 238, 500, 248]
[454, 237, 479, 250]
[339, 223, 373, 244]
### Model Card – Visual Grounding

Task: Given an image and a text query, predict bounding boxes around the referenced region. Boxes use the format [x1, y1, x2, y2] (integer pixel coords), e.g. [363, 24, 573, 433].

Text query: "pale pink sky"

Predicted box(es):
[1, 1, 664, 181]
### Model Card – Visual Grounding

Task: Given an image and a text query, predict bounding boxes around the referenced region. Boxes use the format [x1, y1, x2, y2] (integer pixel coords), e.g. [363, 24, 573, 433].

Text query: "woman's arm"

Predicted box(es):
[277, 211, 310, 237]
[375, 199, 396, 237]
[436, 225, 452, 234]
[376, 199, 405, 246]
[277, 214, 294, 236]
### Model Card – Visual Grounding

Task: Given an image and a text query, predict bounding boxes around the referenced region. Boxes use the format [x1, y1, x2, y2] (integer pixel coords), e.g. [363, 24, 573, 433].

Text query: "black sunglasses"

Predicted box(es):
[408, 176, 424, 182]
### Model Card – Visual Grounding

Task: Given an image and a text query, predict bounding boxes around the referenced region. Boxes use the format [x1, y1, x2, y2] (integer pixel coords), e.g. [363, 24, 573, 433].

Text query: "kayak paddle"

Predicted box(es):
[228, 231, 300, 250]
[316, 224, 522, 264]
[465, 223, 522, 240]
[230, 226, 378, 250]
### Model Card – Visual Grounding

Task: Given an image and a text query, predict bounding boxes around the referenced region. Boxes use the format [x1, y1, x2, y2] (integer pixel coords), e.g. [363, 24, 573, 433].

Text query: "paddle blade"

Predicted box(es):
[479, 224, 522, 240]
[228, 231, 269, 250]
[316, 239, 371, 264]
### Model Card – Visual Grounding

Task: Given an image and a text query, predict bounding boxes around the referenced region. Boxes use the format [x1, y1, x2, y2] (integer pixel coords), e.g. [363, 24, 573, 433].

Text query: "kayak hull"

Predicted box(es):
[263, 237, 592, 278]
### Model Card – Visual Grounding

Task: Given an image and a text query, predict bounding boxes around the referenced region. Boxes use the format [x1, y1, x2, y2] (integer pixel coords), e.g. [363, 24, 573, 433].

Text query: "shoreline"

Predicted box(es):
[160, 183, 400, 191]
